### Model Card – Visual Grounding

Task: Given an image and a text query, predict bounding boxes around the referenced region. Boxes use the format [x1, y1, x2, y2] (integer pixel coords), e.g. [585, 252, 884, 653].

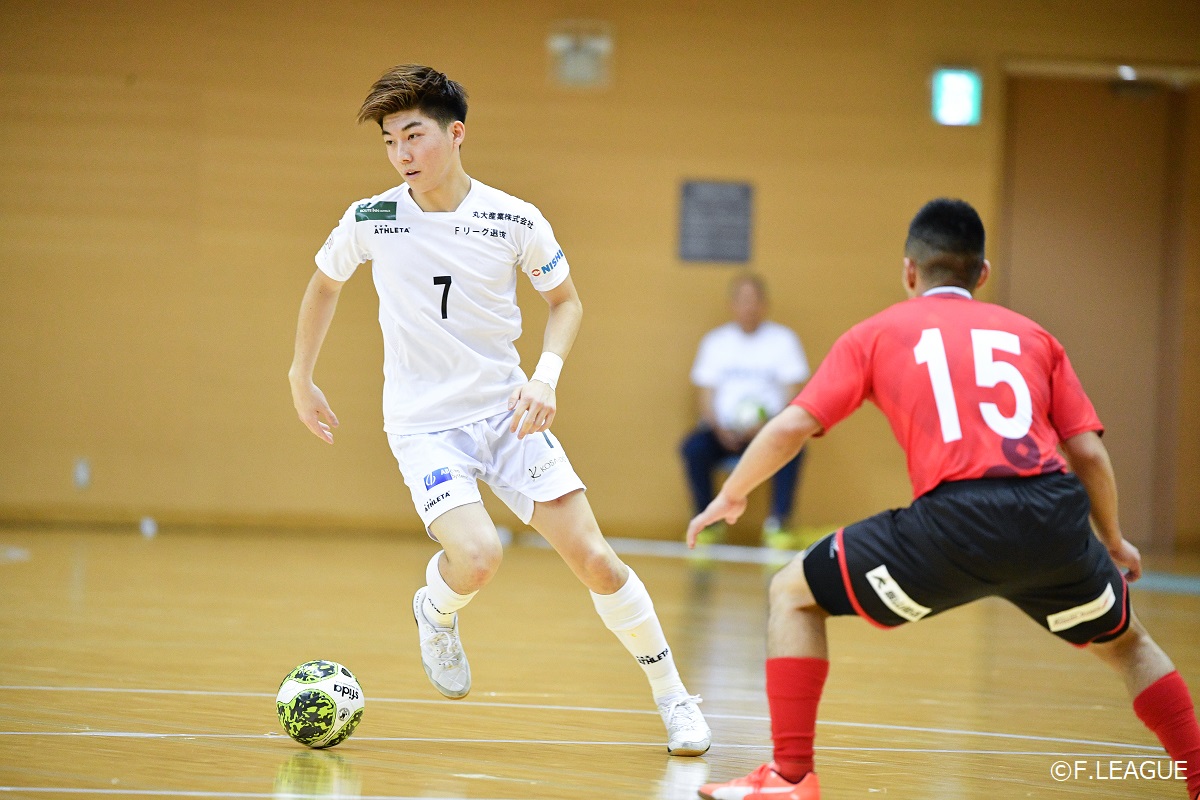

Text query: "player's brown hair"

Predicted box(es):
[905, 198, 986, 290]
[357, 64, 468, 128]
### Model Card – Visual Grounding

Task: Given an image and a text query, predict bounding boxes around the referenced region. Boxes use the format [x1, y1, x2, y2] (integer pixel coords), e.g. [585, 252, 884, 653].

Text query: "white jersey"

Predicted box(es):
[690, 321, 810, 428]
[316, 179, 570, 434]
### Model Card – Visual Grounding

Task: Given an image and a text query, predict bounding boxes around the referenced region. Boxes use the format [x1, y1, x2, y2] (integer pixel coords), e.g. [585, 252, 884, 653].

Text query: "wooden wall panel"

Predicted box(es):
[1, 0, 1197, 542]
[1178, 88, 1200, 548]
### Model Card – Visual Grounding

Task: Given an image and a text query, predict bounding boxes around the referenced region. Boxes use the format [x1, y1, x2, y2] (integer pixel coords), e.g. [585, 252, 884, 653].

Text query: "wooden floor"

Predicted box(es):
[1, 525, 1198, 799]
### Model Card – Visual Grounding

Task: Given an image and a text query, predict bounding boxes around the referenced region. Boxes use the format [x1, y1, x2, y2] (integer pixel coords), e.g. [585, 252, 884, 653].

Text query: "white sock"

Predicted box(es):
[590, 569, 687, 704]
[422, 551, 476, 628]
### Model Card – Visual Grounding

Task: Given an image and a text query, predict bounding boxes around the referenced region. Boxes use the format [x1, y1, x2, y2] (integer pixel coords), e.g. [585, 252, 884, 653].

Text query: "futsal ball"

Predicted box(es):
[730, 399, 769, 434]
[275, 660, 365, 748]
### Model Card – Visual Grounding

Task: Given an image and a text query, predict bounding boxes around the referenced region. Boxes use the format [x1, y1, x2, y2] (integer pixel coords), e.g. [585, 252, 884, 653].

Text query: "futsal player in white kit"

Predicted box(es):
[288, 64, 711, 755]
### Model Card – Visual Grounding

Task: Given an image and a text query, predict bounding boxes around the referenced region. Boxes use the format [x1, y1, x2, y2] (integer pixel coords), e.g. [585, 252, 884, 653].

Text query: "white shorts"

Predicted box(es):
[387, 410, 586, 530]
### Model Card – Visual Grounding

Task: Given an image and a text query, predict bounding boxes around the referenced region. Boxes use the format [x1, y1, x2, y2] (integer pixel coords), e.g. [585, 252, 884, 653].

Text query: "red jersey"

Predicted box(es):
[792, 291, 1103, 499]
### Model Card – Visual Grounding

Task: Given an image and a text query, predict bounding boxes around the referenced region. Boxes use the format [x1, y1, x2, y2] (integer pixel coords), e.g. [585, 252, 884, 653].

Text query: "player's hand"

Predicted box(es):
[1107, 538, 1143, 582]
[686, 494, 748, 548]
[291, 379, 339, 444]
[508, 380, 556, 439]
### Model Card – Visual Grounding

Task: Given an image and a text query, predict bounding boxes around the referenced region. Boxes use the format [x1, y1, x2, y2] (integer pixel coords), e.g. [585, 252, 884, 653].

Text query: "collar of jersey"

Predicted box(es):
[401, 178, 477, 214]
[922, 286, 973, 299]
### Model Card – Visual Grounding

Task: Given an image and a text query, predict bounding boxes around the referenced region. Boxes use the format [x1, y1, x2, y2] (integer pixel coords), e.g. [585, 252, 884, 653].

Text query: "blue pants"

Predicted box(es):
[680, 426, 805, 522]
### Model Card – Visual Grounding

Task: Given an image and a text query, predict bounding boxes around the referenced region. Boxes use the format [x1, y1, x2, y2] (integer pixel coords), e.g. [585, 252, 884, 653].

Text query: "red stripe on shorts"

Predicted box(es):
[835, 527, 894, 630]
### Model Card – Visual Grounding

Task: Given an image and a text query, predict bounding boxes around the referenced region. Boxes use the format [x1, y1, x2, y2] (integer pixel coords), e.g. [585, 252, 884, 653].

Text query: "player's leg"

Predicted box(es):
[1003, 472, 1199, 799]
[699, 547, 829, 800]
[703, 493, 980, 800]
[1091, 615, 1200, 800]
[408, 503, 503, 700]
[765, 553, 830, 777]
[529, 489, 712, 756]
[424, 501, 503, 618]
[388, 430, 499, 699]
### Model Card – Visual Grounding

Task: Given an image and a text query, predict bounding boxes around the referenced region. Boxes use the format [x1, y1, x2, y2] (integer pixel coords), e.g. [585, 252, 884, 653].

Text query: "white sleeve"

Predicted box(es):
[315, 202, 370, 281]
[690, 331, 723, 388]
[517, 205, 570, 292]
[776, 328, 811, 384]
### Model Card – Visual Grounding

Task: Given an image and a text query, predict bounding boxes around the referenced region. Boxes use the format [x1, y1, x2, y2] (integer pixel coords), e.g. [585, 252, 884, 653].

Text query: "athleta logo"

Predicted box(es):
[373, 224, 410, 234]
[636, 648, 670, 665]
[531, 249, 564, 278]
[527, 455, 567, 479]
[423, 492, 450, 512]
[332, 683, 360, 701]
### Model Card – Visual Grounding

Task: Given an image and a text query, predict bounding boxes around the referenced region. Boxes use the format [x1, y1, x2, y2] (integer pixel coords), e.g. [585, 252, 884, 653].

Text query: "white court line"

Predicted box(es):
[0, 731, 1158, 759]
[0, 684, 1161, 752]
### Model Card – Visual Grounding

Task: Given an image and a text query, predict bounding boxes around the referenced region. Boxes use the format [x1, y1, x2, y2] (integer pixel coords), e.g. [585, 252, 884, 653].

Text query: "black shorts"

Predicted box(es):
[802, 472, 1130, 646]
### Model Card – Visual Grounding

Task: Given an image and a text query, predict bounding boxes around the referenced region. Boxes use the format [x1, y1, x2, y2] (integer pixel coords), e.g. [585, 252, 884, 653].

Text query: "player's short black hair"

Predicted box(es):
[905, 198, 986, 289]
[357, 64, 468, 129]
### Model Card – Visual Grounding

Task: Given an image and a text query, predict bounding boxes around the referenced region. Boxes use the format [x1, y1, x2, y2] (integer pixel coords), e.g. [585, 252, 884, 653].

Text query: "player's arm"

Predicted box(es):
[288, 269, 346, 444]
[508, 274, 583, 438]
[1060, 430, 1142, 581]
[686, 406, 823, 547]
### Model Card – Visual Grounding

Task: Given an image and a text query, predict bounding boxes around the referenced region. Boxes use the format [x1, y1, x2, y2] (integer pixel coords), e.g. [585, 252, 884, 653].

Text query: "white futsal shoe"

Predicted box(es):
[412, 587, 471, 699]
[658, 693, 711, 756]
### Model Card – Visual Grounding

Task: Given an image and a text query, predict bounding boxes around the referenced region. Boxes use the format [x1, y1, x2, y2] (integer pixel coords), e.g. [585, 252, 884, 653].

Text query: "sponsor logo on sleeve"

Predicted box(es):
[865, 564, 932, 622]
[355, 201, 398, 221]
[531, 249, 564, 278]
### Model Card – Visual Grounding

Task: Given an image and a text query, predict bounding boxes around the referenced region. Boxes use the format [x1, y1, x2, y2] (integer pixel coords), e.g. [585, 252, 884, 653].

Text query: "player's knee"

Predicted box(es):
[453, 536, 504, 587]
[579, 545, 625, 593]
[769, 556, 818, 611]
[1091, 614, 1156, 665]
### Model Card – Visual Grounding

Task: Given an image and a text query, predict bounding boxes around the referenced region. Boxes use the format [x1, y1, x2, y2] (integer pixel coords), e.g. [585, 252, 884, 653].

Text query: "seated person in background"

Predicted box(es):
[680, 273, 810, 544]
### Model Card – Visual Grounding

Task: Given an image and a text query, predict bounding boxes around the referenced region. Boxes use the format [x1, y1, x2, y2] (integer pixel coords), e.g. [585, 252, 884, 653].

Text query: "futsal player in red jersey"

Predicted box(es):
[688, 199, 1200, 800]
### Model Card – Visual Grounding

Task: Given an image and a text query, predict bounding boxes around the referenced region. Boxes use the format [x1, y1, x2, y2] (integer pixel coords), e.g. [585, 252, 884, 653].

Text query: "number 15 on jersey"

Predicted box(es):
[914, 328, 1033, 444]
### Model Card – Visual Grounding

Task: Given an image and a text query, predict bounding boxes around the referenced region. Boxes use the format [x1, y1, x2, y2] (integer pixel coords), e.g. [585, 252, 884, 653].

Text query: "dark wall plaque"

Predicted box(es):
[679, 181, 752, 263]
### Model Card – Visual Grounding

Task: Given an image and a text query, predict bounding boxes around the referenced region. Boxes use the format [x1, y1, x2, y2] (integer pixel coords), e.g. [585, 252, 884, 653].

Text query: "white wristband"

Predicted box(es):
[531, 352, 564, 390]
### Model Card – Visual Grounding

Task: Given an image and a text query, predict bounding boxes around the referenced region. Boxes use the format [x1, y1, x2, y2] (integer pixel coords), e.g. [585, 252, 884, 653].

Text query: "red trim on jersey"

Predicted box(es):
[835, 527, 894, 630]
[792, 397, 833, 438]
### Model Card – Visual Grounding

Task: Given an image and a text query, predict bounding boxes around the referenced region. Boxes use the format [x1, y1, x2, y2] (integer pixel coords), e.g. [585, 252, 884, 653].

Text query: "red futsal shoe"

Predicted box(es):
[698, 762, 820, 799]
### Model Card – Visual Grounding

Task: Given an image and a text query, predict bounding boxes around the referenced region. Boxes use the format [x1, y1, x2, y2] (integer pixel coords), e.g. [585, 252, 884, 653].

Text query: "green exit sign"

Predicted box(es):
[932, 68, 982, 126]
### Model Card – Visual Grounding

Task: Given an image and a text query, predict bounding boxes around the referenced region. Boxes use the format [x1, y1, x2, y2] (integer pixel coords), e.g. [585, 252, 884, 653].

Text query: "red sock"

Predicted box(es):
[1133, 671, 1200, 800]
[767, 657, 829, 783]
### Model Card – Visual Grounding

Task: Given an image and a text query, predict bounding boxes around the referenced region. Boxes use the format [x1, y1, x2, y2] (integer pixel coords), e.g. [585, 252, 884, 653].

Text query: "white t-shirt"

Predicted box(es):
[690, 321, 811, 429]
[316, 179, 569, 434]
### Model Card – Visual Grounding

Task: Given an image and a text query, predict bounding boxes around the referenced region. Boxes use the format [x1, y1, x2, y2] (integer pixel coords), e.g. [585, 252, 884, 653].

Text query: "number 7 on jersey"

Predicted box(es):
[433, 275, 452, 319]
